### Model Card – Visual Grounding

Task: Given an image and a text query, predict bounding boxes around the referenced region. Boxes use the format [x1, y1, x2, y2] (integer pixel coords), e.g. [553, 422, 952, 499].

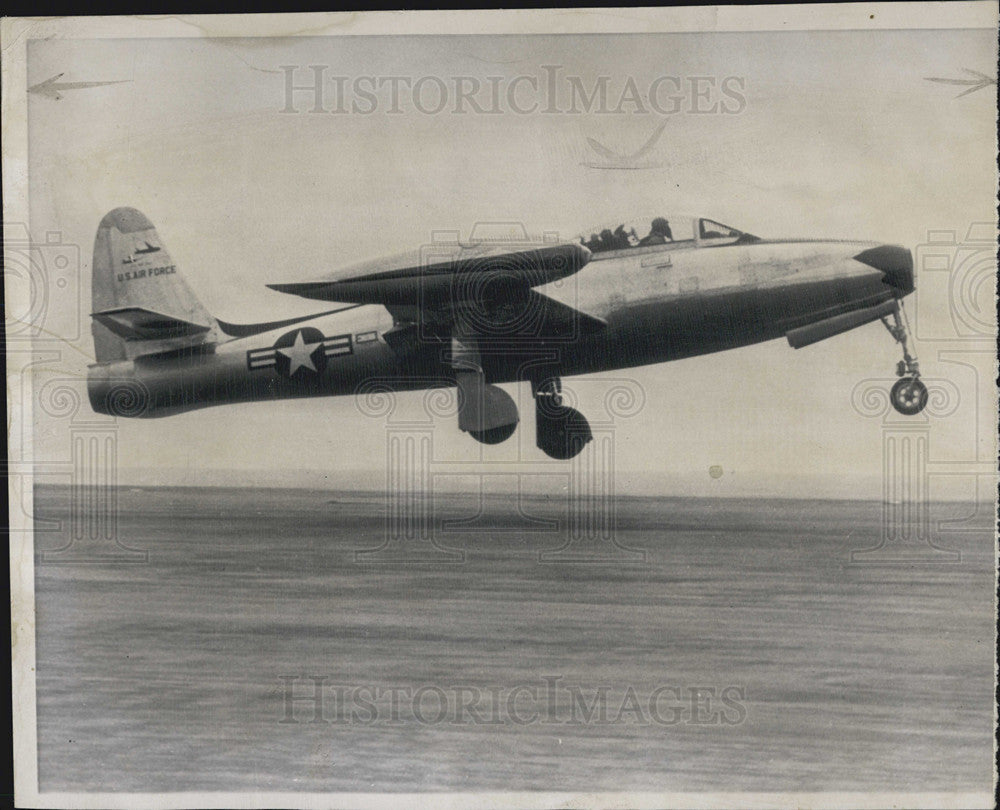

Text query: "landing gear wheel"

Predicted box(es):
[469, 422, 518, 445]
[529, 375, 593, 460]
[536, 405, 592, 460]
[880, 301, 926, 416]
[890, 377, 928, 415]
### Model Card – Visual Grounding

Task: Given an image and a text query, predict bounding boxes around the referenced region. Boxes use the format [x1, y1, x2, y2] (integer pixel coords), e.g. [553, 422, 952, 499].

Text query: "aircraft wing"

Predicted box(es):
[267, 240, 603, 340]
[268, 241, 590, 303]
[519, 289, 607, 337]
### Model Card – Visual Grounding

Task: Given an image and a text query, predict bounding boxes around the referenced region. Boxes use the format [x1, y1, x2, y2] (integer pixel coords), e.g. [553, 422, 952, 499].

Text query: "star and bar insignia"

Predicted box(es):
[247, 327, 353, 378]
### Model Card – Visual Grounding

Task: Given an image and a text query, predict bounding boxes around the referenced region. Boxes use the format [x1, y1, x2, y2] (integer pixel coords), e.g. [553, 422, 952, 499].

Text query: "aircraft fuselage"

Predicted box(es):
[87, 237, 910, 419]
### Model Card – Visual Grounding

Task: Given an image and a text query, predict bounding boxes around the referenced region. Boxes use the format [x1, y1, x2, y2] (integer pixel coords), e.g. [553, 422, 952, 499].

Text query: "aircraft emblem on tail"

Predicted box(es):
[246, 328, 353, 377]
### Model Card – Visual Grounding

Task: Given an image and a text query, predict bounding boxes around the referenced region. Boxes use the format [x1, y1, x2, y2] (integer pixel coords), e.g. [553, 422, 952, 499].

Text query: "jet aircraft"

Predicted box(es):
[87, 208, 927, 460]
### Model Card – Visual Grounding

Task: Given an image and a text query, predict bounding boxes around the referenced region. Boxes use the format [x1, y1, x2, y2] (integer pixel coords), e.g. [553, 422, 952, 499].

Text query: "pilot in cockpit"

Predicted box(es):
[639, 217, 673, 246]
[598, 229, 617, 251]
[613, 224, 637, 250]
[581, 225, 640, 253]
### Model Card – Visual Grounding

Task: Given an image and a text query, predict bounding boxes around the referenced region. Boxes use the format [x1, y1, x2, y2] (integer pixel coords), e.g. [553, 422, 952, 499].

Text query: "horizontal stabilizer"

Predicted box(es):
[91, 307, 212, 341]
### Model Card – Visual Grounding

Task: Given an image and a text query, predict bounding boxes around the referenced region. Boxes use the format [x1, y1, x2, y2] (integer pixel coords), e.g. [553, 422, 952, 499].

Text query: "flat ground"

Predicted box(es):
[32, 485, 995, 794]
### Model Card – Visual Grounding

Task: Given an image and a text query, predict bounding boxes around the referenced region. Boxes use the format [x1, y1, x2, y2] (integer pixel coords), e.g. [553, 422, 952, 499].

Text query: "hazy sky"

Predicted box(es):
[19, 24, 998, 498]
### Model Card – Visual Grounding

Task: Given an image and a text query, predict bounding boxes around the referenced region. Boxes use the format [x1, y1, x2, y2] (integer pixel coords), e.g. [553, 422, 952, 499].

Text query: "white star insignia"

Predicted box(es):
[277, 331, 322, 375]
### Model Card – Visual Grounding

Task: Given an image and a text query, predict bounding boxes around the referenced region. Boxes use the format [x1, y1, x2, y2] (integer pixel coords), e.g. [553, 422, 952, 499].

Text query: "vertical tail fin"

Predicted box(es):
[91, 207, 219, 362]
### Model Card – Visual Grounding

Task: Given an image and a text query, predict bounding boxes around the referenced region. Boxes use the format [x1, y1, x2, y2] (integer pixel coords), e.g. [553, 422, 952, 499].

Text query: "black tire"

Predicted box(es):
[536, 405, 593, 460]
[468, 422, 518, 445]
[890, 377, 928, 415]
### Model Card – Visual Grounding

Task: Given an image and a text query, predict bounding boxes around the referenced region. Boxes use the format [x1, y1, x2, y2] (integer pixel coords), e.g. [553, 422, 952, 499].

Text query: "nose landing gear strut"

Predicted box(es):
[881, 301, 927, 415]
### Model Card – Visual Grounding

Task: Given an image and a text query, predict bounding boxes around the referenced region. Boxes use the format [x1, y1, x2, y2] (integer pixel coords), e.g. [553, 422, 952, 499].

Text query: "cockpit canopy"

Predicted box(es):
[576, 215, 760, 255]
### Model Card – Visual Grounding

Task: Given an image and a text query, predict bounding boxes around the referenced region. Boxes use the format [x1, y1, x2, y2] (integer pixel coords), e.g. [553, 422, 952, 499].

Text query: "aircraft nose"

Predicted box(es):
[854, 244, 914, 296]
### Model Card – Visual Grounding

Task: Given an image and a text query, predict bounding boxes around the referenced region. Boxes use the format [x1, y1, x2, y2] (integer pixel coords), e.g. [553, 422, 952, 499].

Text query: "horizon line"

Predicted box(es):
[31, 481, 995, 506]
